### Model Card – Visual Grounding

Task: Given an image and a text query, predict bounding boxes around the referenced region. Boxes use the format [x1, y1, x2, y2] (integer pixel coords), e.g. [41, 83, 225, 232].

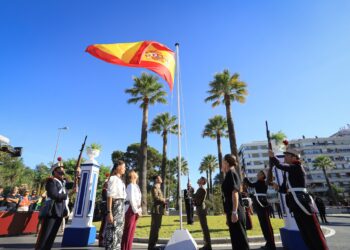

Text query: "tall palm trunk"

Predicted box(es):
[224, 95, 241, 177]
[322, 167, 337, 204]
[209, 168, 213, 199]
[206, 170, 209, 200]
[161, 132, 168, 197]
[140, 102, 149, 214]
[216, 133, 223, 183]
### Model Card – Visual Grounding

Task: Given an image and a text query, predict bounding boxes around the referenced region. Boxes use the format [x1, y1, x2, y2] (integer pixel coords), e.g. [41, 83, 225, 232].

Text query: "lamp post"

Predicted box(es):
[52, 126, 69, 165]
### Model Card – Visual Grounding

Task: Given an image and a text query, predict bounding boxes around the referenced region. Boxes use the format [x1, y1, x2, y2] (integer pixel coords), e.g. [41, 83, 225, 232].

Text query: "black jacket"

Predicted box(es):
[46, 178, 68, 218]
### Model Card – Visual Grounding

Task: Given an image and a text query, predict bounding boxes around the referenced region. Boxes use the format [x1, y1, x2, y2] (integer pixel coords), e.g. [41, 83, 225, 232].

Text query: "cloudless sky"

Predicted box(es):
[1, 0, 350, 188]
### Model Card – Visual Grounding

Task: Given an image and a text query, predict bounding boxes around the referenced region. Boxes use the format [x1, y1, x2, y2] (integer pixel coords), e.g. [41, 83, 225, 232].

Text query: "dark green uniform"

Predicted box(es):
[194, 187, 212, 250]
[148, 184, 165, 250]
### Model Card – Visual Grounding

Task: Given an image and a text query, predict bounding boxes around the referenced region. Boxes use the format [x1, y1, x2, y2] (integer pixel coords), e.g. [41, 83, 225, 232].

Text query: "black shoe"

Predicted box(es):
[199, 246, 212, 250]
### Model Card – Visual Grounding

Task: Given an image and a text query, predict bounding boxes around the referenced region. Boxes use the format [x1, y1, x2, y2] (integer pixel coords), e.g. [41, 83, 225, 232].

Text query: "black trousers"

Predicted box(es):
[148, 213, 163, 250]
[254, 203, 276, 250]
[35, 217, 63, 250]
[288, 195, 328, 250]
[319, 209, 328, 223]
[196, 207, 211, 248]
[225, 212, 250, 250]
[185, 199, 194, 224]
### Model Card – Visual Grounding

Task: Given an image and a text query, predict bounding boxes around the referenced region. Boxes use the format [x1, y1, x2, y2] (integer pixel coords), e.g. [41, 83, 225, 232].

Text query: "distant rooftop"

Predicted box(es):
[331, 127, 350, 137]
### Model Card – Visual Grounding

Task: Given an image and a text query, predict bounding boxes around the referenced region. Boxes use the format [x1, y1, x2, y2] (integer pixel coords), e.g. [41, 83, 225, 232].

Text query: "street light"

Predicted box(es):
[52, 126, 69, 165]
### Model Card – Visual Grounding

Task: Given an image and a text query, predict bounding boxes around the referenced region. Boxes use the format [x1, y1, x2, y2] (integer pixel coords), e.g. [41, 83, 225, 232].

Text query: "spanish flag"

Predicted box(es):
[86, 41, 175, 90]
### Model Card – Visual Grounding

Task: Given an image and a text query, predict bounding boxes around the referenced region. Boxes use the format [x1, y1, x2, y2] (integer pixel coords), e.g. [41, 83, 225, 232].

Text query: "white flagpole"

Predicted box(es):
[175, 43, 183, 230]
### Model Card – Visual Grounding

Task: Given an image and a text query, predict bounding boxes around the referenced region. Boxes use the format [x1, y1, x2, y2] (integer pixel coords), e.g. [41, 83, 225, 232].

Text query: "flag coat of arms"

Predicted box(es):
[86, 41, 175, 90]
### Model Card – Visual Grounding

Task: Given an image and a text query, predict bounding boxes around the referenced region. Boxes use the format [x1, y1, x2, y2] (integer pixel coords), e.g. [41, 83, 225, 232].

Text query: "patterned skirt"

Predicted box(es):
[105, 199, 125, 250]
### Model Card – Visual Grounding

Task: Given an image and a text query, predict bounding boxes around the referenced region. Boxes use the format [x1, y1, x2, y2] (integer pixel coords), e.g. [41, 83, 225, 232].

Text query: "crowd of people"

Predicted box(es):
[0, 185, 44, 212]
[2, 144, 335, 250]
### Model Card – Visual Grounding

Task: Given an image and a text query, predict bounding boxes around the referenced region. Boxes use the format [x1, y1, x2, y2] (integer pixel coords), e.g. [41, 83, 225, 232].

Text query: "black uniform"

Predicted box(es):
[222, 169, 250, 250]
[271, 157, 328, 250]
[315, 197, 328, 224]
[35, 178, 68, 250]
[184, 186, 194, 224]
[244, 178, 276, 250]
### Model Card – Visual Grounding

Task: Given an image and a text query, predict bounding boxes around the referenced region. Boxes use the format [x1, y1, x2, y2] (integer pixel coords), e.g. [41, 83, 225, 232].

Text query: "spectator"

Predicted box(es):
[269, 204, 275, 218]
[18, 190, 31, 212]
[29, 190, 39, 211]
[6, 186, 20, 212]
[0, 186, 6, 211]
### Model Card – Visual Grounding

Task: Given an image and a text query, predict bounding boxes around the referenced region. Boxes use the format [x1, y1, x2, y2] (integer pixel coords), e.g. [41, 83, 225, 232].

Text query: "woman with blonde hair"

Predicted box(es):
[121, 170, 142, 250]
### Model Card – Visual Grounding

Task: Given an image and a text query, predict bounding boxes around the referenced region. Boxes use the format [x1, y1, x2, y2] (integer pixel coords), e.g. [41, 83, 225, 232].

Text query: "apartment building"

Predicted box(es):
[239, 127, 350, 202]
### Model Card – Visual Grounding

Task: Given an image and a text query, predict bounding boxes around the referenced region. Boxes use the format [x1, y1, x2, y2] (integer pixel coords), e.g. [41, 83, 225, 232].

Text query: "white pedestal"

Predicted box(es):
[62, 163, 100, 247]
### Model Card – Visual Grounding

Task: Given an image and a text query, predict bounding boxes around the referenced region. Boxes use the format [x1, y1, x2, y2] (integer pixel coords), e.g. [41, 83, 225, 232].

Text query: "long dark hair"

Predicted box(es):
[110, 160, 125, 176]
[224, 154, 237, 167]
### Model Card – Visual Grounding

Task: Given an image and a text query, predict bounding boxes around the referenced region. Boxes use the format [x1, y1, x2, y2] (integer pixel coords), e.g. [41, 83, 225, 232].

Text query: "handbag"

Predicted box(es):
[39, 199, 55, 218]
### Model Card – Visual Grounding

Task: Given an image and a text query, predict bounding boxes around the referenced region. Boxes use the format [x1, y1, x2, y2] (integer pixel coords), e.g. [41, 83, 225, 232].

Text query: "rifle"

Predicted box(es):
[265, 121, 273, 185]
[74, 135, 87, 192]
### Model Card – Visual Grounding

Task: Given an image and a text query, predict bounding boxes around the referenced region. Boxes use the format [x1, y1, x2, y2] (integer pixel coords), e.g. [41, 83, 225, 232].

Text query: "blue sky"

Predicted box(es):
[1, 1, 350, 188]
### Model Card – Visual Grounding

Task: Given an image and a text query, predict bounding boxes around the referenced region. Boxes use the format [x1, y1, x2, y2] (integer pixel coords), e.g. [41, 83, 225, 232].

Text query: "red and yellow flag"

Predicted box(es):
[86, 41, 175, 90]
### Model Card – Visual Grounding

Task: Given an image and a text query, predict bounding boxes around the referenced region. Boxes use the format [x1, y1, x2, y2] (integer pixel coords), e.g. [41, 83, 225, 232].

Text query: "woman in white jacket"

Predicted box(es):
[121, 170, 142, 250]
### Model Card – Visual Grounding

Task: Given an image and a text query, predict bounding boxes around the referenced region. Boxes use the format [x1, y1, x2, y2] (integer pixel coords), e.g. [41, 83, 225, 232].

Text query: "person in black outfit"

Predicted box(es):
[221, 154, 250, 250]
[98, 179, 108, 247]
[184, 182, 194, 225]
[269, 148, 328, 250]
[315, 196, 328, 224]
[35, 161, 72, 250]
[244, 170, 276, 250]
[6, 186, 20, 212]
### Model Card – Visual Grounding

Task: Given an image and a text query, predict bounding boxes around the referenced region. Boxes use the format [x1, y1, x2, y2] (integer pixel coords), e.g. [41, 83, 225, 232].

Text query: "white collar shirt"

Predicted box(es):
[125, 183, 142, 214]
[107, 175, 126, 199]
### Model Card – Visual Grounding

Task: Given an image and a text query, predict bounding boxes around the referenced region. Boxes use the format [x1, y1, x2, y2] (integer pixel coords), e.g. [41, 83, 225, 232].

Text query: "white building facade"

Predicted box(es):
[239, 128, 350, 203]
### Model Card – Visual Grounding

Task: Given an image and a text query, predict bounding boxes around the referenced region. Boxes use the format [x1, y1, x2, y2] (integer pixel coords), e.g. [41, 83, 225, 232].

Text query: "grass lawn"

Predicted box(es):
[93, 215, 284, 238]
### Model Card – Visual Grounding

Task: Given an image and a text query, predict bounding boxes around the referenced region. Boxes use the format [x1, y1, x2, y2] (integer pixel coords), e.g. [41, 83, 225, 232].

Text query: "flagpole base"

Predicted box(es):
[165, 229, 197, 250]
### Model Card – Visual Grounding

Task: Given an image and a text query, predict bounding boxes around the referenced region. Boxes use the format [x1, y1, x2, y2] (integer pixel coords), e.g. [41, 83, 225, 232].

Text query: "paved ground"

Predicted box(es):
[0, 214, 348, 250]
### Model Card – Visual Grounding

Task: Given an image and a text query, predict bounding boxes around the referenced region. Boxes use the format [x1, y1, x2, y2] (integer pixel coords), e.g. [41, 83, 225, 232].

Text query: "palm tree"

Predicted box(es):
[150, 112, 178, 197]
[205, 69, 248, 177]
[202, 115, 228, 183]
[200, 155, 219, 199]
[313, 155, 337, 204]
[125, 73, 167, 213]
[169, 157, 188, 210]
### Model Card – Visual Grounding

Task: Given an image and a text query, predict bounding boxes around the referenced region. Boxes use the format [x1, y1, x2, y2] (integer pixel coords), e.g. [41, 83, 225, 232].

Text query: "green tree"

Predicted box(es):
[205, 70, 248, 177]
[111, 150, 125, 164]
[150, 112, 178, 197]
[271, 131, 287, 145]
[123, 143, 162, 183]
[34, 163, 50, 193]
[125, 73, 167, 214]
[313, 155, 337, 204]
[202, 115, 228, 183]
[200, 155, 218, 200]
[168, 157, 188, 210]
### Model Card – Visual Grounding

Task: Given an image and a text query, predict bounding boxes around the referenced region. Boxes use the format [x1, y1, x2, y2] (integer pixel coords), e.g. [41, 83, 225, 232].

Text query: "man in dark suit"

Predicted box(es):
[184, 181, 195, 225]
[35, 160, 72, 250]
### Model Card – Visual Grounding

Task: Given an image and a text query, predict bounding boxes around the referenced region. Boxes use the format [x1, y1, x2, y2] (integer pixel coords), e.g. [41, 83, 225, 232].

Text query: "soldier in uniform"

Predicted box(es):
[244, 170, 276, 250]
[184, 181, 195, 225]
[269, 148, 329, 250]
[193, 177, 212, 250]
[35, 160, 72, 250]
[148, 175, 166, 250]
[315, 196, 328, 224]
